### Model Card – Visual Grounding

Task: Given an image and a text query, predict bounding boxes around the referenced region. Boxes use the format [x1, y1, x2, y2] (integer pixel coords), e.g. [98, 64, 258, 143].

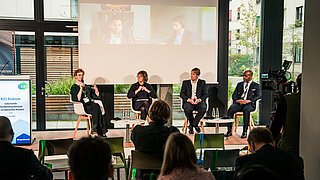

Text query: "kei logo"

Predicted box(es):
[18, 82, 28, 90]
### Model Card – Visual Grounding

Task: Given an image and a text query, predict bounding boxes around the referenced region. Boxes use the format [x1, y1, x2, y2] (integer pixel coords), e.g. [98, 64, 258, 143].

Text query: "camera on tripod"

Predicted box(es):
[260, 60, 296, 95]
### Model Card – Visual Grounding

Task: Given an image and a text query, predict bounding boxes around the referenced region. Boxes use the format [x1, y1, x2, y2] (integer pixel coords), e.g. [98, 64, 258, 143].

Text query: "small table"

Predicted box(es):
[202, 118, 234, 133]
[111, 119, 145, 142]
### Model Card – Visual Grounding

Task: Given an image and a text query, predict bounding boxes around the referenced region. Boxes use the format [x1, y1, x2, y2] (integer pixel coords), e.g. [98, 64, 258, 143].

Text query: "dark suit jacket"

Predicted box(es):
[235, 144, 304, 180]
[180, 79, 208, 107]
[131, 122, 179, 153]
[0, 141, 53, 180]
[232, 81, 261, 108]
[166, 30, 193, 45]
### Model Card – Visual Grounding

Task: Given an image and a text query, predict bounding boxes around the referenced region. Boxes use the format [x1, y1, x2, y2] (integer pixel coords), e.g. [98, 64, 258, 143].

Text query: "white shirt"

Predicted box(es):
[191, 79, 198, 99]
[174, 29, 184, 45]
[109, 35, 121, 44]
[242, 80, 252, 100]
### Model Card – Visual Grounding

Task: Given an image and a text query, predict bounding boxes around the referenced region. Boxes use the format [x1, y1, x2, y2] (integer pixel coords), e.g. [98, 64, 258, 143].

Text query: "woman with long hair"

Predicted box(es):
[159, 133, 215, 180]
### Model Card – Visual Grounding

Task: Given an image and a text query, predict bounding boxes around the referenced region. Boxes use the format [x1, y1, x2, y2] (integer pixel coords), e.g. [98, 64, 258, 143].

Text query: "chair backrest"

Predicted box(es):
[38, 138, 74, 164]
[102, 137, 124, 154]
[212, 171, 235, 180]
[203, 149, 240, 169]
[194, 133, 225, 150]
[131, 150, 163, 170]
[92, 99, 105, 115]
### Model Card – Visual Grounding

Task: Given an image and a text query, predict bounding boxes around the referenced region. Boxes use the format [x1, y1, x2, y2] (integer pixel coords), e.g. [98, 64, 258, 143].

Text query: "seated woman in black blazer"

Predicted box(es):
[127, 70, 157, 120]
[70, 68, 107, 136]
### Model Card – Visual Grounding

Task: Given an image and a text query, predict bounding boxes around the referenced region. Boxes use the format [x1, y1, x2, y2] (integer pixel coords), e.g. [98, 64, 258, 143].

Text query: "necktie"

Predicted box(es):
[241, 82, 249, 99]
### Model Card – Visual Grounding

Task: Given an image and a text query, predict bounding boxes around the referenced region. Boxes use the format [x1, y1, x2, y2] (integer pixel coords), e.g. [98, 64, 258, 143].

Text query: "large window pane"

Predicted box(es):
[44, 32, 79, 129]
[228, 0, 262, 124]
[0, 0, 34, 20]
[44, 0, 78, 21]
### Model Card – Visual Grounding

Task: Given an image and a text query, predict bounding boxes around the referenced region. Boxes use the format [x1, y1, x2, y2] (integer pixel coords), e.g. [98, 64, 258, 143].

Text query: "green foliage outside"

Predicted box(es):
[32, 76, 76, 95]
[228, 54, 253, 76]
[114, 84, 131, 94]
[173, 84, 182, 94]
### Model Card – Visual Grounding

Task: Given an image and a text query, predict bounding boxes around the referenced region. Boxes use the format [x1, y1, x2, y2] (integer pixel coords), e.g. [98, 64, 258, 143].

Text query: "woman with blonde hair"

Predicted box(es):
[158, 133, 215, 180]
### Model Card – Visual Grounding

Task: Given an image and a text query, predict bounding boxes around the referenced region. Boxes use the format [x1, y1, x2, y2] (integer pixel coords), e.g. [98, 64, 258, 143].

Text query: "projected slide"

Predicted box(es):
[79, 0, 218, 84]
[0, 77, 31, 145]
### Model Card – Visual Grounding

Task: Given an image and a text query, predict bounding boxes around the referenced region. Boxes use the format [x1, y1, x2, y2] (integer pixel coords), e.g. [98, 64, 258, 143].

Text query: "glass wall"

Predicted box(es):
[44, 0, 78, 21]
[0, 0, 34, 20]
[282, 0, 304, 80]
[228, 0, 262, 124]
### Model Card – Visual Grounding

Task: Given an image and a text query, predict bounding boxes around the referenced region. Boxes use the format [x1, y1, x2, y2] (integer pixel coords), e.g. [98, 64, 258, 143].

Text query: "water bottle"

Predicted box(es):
[122, 109, 125, 120]
[212, 108, 215, 119]
[216, 108, 219, 119]
[127, 109, 130, 120]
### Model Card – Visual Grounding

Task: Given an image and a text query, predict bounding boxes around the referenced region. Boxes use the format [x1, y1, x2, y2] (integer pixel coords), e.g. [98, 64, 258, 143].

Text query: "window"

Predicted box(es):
[296, 6, 303, 27]
[0, 0, 34, 20]
[236, 29, 240, 40]
[237, 7, 241, 20]
[229, 31, 232, 46]
[229, 10, 232, 21]
[294, 47, 302, 63]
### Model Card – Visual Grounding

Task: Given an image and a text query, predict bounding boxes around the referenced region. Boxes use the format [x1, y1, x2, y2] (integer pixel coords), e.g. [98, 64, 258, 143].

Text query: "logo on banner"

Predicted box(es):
[18, 82, 28, 90]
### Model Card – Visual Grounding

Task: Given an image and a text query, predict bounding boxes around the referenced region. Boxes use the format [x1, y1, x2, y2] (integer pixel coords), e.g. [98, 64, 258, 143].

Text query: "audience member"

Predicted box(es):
[234, 127, 304, 180]
[158, 132, 215, 180]
[225, 70, 261, 138]
[131, 100, 179, 153]
[70, 68, 108, 136]
[0, 116, 53, 180]
[235, 164, 281, 180]
[127, 70, 157, 120]
[270, 73, 302, 155]
[180, 67, 208, 134]
[68, 136, 112, 180]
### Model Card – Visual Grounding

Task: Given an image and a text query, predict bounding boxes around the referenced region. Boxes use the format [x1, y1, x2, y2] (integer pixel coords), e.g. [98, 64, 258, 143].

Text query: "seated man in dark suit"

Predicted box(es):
[234, 127, 304, 180]
[0, 116, 53, 180]
[225, 70, 261, 138]
[180, 67, 208, 134]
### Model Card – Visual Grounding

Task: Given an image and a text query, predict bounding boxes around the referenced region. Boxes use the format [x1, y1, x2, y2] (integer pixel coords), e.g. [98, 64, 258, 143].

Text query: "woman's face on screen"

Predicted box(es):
[75, 72, 84, 82]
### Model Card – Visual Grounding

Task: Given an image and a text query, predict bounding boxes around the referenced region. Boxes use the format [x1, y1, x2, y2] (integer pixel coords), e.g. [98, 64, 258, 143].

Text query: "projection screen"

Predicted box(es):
[79, 0, 218, 84]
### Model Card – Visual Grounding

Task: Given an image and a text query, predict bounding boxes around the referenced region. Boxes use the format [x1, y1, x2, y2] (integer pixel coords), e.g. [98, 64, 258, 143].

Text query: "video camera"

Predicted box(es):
[260, 60, 296, 95]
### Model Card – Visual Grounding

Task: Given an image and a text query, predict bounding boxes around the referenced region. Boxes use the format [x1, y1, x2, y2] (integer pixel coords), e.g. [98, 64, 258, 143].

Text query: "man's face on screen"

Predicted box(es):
[110, 20, 123, 35]
[191, 71, 199, 81]
[173, 22, 183, 33]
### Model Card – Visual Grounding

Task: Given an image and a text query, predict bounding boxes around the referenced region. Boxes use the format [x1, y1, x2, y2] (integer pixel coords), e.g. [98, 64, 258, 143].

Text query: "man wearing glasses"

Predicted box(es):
[225, 70, 261, 138]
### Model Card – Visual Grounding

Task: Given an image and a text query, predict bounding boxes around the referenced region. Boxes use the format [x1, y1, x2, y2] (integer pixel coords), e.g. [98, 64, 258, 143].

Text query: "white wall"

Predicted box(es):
[300, 0, 320, 179]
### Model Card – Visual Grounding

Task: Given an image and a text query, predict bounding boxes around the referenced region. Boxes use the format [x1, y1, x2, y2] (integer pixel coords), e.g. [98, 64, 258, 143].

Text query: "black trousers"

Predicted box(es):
[227, 103, 254, 133]
[84, 101, 107, 135]
[183, 101, 207, 127]
[134, 101, 150, 120]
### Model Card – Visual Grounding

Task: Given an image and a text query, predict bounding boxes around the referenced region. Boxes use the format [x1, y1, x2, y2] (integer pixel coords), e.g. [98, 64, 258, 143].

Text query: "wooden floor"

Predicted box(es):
[18, 126, 248, 151]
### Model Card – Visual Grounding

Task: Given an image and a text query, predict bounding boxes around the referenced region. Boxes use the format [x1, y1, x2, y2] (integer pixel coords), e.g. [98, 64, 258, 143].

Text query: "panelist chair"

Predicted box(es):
[232, 99, 261, 134]
[181, 98, 209, 134]
[129, 98, 157, 132]
[70, 97, 105, 139]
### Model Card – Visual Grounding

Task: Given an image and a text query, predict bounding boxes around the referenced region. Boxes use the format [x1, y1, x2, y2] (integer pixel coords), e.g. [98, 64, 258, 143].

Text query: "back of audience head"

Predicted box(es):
[235, 164, 281, 180]
[0, 116, 14, 142]
[68, 137, 112, 180]
[149, 100, 171, 125]
[160, 132, 197, 176]
[247, 127, 275, 152]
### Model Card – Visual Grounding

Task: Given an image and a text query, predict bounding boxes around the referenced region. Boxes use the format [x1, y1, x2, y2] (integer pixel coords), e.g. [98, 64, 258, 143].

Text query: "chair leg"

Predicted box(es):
[200, 121, 205, 133]
[146, 115, 150, 124]
[88, 116, 92, 135]
[183, 117, 188, 134]
[86, 118, 90, 135]
[235, 116, 241, 132]
[232, 116, 236, 134]
[130, 124, 135, 132]
[73, 116, 82, 139]
[117, 168, 120, 180]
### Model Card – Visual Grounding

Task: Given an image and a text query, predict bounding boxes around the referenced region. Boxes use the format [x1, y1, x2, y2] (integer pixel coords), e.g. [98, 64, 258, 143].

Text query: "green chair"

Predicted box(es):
[194, 133, 225, 150]
[129, 150, 163, 180]
[102, 137, 127, 180]
[38, 138, 74, 180]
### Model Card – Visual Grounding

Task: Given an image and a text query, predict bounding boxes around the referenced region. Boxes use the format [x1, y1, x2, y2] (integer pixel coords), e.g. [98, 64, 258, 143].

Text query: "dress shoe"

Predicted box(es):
[195, 126, 201, 133]
[189, 127, 194, 134]
[241, 132, 247, 138]
[224, 131, 232, 137]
